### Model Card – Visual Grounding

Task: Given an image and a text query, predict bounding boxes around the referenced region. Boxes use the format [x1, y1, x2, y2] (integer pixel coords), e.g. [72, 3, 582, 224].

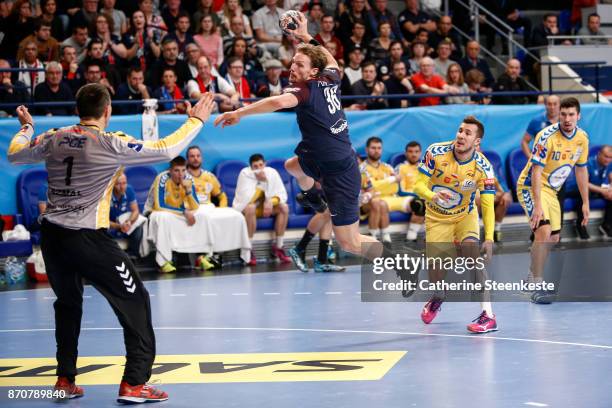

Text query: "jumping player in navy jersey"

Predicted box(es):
[214, 12, 384, 260]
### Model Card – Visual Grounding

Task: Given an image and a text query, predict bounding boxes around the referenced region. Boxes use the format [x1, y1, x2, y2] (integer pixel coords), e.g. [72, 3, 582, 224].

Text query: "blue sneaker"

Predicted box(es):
[531, 289, 556, 304]
[288, 247, 309, 272]
[313, 257, 345, 273]
[327, 245, 337, 263]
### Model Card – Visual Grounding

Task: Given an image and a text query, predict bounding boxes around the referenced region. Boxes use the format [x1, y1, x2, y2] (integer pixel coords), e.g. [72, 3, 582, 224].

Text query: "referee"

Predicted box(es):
[7, 85, 214, 404]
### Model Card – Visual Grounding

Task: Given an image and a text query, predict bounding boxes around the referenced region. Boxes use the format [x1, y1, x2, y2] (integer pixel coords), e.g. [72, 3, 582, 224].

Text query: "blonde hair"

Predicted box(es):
[296, 44, 327, 74]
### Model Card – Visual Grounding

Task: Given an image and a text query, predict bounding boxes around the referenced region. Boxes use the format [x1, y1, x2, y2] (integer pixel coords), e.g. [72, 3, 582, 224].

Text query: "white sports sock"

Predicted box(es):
[276, 236, 284, 249]
[481, 302, 494, 317]
[408, 223, 420, 233]
[495, 222, 502, 232]
[369, 229, 379, 239]
[381, 228, 391, 242]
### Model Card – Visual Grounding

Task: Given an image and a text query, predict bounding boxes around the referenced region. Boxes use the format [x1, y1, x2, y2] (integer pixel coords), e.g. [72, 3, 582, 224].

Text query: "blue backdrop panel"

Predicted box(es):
[0, 104, 610, 213]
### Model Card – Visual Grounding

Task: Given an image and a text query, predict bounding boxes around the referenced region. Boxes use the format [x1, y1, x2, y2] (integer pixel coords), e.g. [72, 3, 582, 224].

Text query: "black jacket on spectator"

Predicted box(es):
[338, 11, 373, 45]
[0, 15, 36, 60]
[147, 59, 193, 89]
[531, 23, 568, 48]
[492, 73, 535, 105]
[62, 67, 85, 95]
[340, 74, 352, 107]
[384, 76, 412, 109]
[350, 79, 388, 110]
[114, 83, 151, 114]
[397, 8, 433, 42]
[33, 81, 74, 115]
[0, 80, 29, 115]
[82, 57, 122, 91]
[160, 6, 187, 34]
[428, 30, 463, 61]
[255, 77, 288, 97]
[458, 57, 495, 88]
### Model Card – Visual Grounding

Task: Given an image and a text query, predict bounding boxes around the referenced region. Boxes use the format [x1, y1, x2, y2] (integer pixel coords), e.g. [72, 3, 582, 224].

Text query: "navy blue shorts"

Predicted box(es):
[298, 153, 361, 226]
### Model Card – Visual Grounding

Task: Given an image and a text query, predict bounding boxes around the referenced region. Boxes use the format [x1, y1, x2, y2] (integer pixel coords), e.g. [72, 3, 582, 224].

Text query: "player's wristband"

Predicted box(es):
[309, 38, 321, 47]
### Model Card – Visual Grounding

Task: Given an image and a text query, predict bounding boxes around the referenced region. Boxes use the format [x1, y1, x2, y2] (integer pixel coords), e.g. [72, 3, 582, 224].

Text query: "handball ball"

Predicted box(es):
[279, 10, 301, 35]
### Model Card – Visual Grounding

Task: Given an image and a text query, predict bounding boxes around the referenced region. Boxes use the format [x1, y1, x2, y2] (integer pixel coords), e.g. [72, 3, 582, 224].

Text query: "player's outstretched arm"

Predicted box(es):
[213, 93, 299, 128]
[287, 12, 339, 70]
[7, 106, 52, 165]
[108, 93, 216, 165]
[575, 165, 590, 226]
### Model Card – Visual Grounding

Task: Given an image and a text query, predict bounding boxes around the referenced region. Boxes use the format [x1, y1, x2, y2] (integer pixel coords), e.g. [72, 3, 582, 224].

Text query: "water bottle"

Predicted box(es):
[141, 99, 159, 142]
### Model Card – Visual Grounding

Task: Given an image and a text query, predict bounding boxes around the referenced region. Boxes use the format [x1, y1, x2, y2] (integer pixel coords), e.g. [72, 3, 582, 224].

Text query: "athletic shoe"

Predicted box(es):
[576, 225, 590, 240]
[599, 224, 611, 239]
[196, 255, 215, 271]
[406, 229, 417, 241]
[117, 381, 168, 404]
[421, 297, 444, 324]
[159, 261, 176, 274]
[272, 245, 291, 263]
[467, 311, 498, 333]
[296, 191, 328, 213]
[288, 247, 308, 272]
[313, 256, 345, 272]
[54, 377, 84, 399]
[531, 289, 556, 304]
[327, 245, 337, 263]
[494, 230, 502, 243]
[247, 251, 257, 266]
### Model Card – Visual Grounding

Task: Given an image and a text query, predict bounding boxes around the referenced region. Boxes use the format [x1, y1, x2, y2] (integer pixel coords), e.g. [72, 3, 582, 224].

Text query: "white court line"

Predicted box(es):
[263, 292, 280, 296]
[232, 293, 249, 296]
[294, 292, 312, 295]
[524, 402, 549, 407]
[10, 298, 27, 301]
[325, 292, 342, 295]
[83, 296, 92, 299]
[43, 297, 56, 300]
[169, 294, 186, 297]
[1, 326, 610, 350]
[200, 293, 218, 297]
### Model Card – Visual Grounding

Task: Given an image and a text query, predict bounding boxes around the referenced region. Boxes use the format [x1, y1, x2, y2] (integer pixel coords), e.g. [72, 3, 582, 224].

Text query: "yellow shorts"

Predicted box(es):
[517, 185, 560, 232]
[255, 202, 281, 218]
[425, 210, 480, 243]
[380, 196, 411, 212]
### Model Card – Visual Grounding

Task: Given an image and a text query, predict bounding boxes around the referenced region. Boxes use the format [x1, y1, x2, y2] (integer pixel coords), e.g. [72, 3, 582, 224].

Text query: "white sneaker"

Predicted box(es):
[406, 230, 417, 241]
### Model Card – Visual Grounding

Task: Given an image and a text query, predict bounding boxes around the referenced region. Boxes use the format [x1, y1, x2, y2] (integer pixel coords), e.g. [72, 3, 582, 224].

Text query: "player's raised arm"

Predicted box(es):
[7, 106, 52, 165]
[286, 12, 339, 70]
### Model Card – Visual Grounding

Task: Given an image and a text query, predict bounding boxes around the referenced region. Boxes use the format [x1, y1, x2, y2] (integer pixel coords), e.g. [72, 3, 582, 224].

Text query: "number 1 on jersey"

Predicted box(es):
[63, 156, 74, 186]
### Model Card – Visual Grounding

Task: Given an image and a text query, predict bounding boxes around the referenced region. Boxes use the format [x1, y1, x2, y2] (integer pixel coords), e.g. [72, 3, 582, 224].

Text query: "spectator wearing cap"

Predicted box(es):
[344, 19, 369, 60]
[492, 58, 535, 105]
[61, 24, 90, 64]
[33, 61, 74, 115]
[252, 0, 286, 56]
[384, 60, 414, 108]
[458, 40, 494, 88]
[410, 56, 452, 106]
[17, 20, 60, 63]
[367, 0, 403, 42]
[0, 59, 28, 117]
[350, 60, 388, 110]
[398, 0, 436, 42]
[344, 44, 365, 85]
[306, 1, 324, 37]
[428, 15, 462, 61]
[338, 0, 373, 45]
[256, 59, 289, 97]
[315, 14, 344, 62]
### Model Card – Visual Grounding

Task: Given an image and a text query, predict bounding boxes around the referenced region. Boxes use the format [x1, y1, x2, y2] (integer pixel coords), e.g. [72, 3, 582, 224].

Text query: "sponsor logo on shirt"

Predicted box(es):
[330, 119, 348, 135]
[461, 179, 476, 191]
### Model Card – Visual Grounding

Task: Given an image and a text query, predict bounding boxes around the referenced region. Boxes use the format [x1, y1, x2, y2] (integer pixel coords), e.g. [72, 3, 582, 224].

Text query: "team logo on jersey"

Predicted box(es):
[483, 178, 496, 191]
[330, 119, 348, 135]
[533, 143, 547, 159]
[425, 151, 435, 171]
[127, 142, 143, 152]
[461, 179, 476, 191]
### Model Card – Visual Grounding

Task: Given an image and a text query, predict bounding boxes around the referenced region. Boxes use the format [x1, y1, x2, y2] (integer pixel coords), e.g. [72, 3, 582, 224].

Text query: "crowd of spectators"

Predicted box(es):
[0, 0, 609, 116]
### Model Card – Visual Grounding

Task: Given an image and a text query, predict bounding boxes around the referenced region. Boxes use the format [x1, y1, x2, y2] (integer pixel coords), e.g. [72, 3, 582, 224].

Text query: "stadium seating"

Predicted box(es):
[214, 160, 247, 204]
[123, 165, 158, 211]
[15, 167, 47, 244]
[388, 153, 405, 168]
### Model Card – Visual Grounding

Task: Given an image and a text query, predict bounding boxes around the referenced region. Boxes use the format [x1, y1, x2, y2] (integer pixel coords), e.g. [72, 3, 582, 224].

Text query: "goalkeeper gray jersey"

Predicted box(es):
[8, 118, 203, 230]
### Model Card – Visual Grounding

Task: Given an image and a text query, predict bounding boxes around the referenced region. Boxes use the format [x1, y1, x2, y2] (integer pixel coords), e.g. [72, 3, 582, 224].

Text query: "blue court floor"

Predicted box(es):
[0, 251, 611, 408]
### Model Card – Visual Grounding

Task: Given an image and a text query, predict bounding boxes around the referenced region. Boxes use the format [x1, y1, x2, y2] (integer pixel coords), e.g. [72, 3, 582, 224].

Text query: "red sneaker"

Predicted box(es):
[246, 251, 257, 266]
[117, 381, 168, 404]
[54, 377, 84, 399]
[467, 311, 498, 333]
[272, 245, 291, 263]
[421, 297, 444, 324]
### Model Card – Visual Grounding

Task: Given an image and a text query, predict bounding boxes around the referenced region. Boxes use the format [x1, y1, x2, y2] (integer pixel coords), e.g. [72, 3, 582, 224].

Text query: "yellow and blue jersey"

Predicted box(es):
[418, 141, 496, 222]
[394, 161, 419, 197]
[148, 170, 199, 215]
[190, 170, 228, 207]
[360, 160, 399, 196]
[517, 123, 589, 191]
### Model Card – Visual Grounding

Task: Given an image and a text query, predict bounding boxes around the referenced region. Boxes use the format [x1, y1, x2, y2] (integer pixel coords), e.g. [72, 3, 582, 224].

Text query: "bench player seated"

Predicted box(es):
[395, 141, 426, 241]
[233, 154, 290, 265]
[475, 146, 512, 242]
[145, 156, 200, 273]
[108, 174, 145, 259]
[186, 145, 228, 269]
[359, 137, 404, 244]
